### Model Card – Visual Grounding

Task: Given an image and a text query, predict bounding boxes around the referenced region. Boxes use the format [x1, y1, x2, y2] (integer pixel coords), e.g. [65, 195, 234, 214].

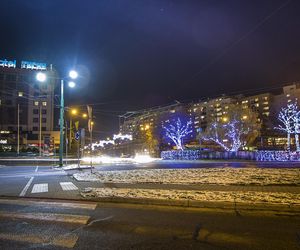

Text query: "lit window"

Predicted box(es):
[42, 101, 47, 106]
[255, 103, 259, 107]
[34, 101, 39, 106]
[286, 94, 290, 97]
[264, 96, 268, 100]
[263, 101, 268, 105]
[18, 92, 23, 97]
[288, 99, 291, 103]
[255, 98, 259, 102]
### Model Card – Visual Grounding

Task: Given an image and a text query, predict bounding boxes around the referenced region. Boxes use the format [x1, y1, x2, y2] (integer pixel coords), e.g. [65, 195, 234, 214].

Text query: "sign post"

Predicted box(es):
[74, 121, 80, 168]
[87, 105, 93, 172]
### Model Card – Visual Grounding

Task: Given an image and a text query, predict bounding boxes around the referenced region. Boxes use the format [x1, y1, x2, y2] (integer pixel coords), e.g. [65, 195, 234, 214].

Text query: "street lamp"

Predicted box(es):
[36, 70, 78, 167]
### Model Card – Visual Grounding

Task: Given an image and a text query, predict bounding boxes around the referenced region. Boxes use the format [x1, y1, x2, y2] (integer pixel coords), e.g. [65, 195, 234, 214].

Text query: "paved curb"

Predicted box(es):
[79, 195, 300, 212]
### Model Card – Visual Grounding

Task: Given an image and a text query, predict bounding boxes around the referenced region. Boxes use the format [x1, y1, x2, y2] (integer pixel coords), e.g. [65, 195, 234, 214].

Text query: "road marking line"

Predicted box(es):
[0, 199, 97, 210]
[31, 183, 48, 193]
[0, 233, 78, 248]
[19, 177, 34, 197]
[60, 182, 78, 191]
[0, 212, 90, 224]
[35, 166, 39, 172]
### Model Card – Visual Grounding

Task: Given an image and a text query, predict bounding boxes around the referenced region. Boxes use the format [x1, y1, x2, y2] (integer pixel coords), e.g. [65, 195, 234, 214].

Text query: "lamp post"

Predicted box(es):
[36, 70, 78, 167]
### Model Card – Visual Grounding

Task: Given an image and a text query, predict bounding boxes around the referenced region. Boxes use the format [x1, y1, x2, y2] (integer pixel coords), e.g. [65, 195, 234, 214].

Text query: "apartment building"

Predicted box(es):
[118, 82, 300, 151]
[0, 59, 58, 151]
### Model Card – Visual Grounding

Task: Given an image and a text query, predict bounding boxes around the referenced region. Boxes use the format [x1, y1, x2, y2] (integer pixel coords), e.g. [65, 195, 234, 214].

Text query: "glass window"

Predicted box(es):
[6, 74, 16, 82]
[42, 127, 46, 131]
[42, 101, 47, 106]
[33, 118, 38, 123]
[33, 127, 38, 131]
[42, 118, 46, 123]
[34, 101, 39, 106]
[42, 109, 47, 114]
[33, 109, 39, 114]
[18, 92, 23, 97]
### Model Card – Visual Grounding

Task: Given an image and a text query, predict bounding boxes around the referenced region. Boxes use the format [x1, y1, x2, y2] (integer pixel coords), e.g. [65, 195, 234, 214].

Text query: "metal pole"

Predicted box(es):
[77, 137, 80, 168]
[39, 104, 42, 157]
[69, 118, 72, 151]
[17, 104, 20, 155]
[65, 120, 68, 166]
[90, 123, 93, 172]
[59, 79, 64, 167]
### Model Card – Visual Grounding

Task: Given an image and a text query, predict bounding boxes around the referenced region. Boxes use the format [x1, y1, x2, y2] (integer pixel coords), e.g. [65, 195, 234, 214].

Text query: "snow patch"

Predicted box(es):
[73, 168, 300, 185]
[81, 188, 300, 205]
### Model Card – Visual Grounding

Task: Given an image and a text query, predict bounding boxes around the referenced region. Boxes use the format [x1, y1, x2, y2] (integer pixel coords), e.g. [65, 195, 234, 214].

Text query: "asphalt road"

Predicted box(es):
[0, 162, 300, 200]
[0, 197, 299, 250]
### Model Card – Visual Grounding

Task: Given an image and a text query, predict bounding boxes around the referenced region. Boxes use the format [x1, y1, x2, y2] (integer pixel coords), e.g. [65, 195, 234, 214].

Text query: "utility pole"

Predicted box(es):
[65, 120, 68, 166]
[59, 79, 64, 167]
[87, 105, 93, 171]
[17, 104, 20, 155]
[69, 117, 72, 151]
[39, 103, 42, 157]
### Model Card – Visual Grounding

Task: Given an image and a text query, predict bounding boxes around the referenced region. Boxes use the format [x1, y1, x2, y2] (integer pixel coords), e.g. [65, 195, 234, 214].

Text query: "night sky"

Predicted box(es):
[0, 0, 300, 137]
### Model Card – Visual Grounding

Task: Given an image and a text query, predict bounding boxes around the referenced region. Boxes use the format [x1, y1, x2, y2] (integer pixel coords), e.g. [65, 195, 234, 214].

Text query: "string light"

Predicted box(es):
[162, 117, 193, 151]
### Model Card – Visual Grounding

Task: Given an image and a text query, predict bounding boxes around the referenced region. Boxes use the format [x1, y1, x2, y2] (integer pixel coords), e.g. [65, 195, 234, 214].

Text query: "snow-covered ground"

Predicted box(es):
[73, 168, 300, 185]
[81, 188, 300, 205]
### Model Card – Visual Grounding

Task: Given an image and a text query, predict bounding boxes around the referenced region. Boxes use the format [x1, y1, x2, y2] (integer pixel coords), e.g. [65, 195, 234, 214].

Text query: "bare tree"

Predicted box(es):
[162, 117, 193, 150]
[276, 102, 299, 151]
[200, 105, 261, 152]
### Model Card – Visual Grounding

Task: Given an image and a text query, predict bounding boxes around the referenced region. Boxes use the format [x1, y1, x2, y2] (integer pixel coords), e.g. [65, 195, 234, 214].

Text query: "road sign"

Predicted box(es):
[75, 131, 80, 141]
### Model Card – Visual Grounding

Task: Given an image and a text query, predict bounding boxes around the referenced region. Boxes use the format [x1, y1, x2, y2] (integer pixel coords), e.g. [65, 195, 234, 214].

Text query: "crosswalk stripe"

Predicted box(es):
[19, 177, 34, 196]
[0, 212, 90, 224]
[0, 233, 78, 248]
[0, 198, 97, 210]
[60, 182, 78, 191]
[31, 183, 48, 193]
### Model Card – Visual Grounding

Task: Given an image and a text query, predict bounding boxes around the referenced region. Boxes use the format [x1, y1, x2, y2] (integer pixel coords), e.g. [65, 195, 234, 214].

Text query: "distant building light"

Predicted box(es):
[42, 101, 47, 106]
[18, 92, 23, 97]
[34, 101, 39, 106]
[0, 139, 7, 144]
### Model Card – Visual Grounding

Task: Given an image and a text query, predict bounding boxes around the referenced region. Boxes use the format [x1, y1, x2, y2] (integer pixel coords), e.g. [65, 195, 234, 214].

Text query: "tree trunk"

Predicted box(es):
[287, 133, 291, 151]
[295, 134, 300, 152]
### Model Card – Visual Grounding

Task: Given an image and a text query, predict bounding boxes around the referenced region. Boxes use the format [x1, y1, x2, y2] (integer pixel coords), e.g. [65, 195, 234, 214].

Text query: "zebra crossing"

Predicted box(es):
[31, 182, 79, 194]
[19, 180, 80, 196]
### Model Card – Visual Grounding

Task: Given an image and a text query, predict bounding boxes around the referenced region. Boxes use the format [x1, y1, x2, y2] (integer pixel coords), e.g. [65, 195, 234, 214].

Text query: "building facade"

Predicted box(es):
[0, 60, 58, 152]
[119, 82, 300, 151]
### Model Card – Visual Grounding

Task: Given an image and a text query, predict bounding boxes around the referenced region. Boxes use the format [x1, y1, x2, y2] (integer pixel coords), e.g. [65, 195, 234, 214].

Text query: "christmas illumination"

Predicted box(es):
[275, 102, 299, 151]
[161, 150, 201, 160]
[113, 133, 133, 141]
[201, 119, 250, 152]
[256, 150, 300, 161]
[200, 105, 260, 152]
[162, 117, 193, 150]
